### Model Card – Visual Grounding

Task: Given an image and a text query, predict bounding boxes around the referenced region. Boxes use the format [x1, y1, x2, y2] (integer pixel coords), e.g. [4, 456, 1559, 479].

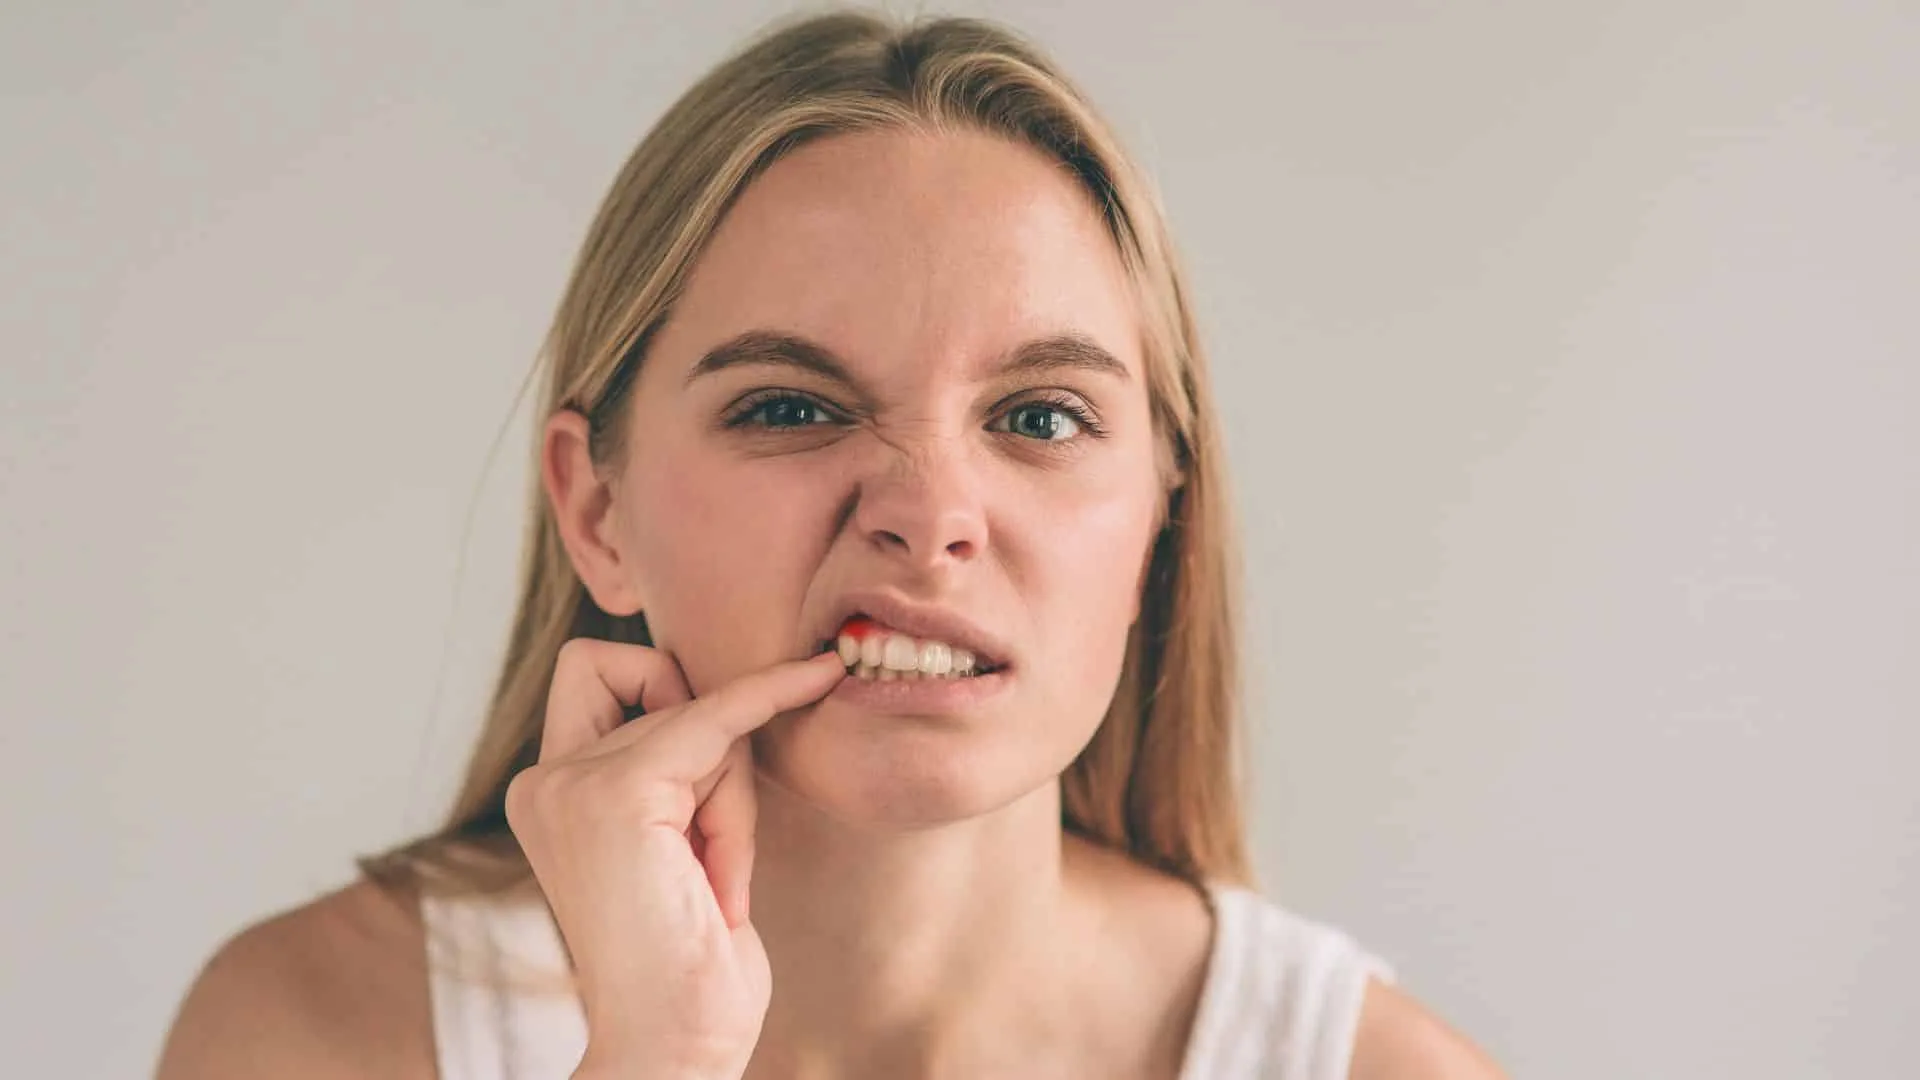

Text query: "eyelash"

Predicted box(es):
[993, 391, 1107, 441]
[723, 390, 844, 431]
[722, 389, 1108, 442]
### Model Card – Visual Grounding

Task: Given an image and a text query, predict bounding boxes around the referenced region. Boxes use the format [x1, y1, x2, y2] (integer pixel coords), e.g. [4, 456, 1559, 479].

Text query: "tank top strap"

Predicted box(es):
[420, 889, 586, 1080]
[1180, 882, 1398, 1080]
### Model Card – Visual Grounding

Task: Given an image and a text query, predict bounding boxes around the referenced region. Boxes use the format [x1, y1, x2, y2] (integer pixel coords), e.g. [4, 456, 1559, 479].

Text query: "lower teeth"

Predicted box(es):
[845, 662, 978, 680]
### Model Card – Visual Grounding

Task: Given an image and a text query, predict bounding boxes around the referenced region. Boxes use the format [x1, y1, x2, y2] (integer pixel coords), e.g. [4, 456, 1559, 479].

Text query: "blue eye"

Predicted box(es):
[991, 397, 1098, 441]
[730, 393, 836, 429]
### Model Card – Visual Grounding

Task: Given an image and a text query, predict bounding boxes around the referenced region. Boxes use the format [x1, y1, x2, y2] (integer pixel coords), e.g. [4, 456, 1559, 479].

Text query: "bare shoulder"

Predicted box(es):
[1349, 976, 1507, 1080]
[155, 877, 435, 1080]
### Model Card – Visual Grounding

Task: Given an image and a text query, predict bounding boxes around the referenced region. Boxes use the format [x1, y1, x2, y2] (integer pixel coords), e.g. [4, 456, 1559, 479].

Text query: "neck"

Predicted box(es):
[745, 777, 1096, 1078]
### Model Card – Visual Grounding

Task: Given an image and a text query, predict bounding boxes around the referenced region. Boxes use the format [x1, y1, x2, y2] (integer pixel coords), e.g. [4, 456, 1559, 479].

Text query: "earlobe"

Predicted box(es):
[541, 408, 645, 616]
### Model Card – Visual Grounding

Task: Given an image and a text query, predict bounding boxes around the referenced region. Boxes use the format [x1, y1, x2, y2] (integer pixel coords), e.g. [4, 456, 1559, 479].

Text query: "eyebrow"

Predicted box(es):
[684, 329, 1131, 388]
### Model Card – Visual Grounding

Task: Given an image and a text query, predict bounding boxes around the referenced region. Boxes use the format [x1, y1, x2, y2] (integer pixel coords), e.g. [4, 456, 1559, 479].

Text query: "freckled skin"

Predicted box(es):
[610, 128, 1165, 828]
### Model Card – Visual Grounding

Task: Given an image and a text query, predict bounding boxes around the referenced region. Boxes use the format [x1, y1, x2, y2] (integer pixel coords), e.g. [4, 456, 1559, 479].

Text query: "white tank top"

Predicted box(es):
[420, 882, 1395, 1079]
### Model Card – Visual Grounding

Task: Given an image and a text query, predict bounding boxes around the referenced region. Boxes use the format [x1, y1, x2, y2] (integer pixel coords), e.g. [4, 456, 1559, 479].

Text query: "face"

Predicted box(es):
[554, 128, 1166, 828]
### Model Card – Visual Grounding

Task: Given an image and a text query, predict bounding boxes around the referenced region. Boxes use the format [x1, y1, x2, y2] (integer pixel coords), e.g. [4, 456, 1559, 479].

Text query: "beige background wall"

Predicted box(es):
[3, 2, 1915, 1076]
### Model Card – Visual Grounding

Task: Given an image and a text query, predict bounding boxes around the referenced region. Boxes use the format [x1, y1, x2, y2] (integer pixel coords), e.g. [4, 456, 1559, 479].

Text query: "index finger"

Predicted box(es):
[621, 650, 845, 782]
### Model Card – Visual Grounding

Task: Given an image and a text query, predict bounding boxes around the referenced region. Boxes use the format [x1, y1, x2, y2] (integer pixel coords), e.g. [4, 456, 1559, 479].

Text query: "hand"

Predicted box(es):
[504, 639, 845, 1078]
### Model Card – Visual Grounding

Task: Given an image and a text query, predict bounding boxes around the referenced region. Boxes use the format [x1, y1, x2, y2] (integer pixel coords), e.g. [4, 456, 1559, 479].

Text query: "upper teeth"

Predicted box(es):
[835, 628, 979, 677]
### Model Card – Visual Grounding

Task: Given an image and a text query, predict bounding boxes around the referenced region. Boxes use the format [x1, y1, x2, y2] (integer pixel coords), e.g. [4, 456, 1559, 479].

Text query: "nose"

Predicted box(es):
[849, 438, 987, 571]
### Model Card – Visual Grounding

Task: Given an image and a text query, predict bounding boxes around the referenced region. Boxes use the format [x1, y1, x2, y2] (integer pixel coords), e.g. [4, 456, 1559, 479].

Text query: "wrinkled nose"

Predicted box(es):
[849, 441, 986, 571]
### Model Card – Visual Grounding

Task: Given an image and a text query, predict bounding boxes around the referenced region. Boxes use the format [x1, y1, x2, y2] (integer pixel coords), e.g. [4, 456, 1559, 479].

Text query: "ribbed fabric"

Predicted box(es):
[422, 883, 1394, 1079]
[421, 890, 588, 1080]
[1175, 886, 1397, 1079]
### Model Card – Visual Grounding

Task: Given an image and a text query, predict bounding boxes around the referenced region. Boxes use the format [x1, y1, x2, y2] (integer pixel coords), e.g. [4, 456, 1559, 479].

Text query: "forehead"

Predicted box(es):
[657, 127, 1142, 380]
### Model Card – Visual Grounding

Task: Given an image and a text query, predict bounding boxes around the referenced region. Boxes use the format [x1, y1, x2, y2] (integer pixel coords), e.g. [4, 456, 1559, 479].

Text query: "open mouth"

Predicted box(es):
[817, 614, 1008, 682]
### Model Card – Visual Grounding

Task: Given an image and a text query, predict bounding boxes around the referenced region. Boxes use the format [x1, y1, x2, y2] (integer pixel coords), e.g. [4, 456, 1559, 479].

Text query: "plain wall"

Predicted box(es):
[3, 2, 1915, 1077]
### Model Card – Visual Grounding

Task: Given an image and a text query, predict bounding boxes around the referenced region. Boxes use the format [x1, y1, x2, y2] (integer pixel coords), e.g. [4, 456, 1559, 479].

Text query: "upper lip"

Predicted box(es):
[817, 590, 1015, 670]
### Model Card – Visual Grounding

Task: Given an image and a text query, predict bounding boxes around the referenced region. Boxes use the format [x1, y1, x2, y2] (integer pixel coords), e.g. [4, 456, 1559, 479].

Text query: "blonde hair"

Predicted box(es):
[364, 9, 1250, 898]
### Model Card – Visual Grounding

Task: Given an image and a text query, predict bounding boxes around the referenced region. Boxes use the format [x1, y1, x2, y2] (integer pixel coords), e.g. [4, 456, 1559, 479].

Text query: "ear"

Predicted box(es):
[542, 408, 646, 617]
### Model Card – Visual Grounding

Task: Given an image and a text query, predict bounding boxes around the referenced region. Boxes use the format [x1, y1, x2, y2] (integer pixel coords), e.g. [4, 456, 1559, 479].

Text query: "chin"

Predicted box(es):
[750, 713, 1049, 831]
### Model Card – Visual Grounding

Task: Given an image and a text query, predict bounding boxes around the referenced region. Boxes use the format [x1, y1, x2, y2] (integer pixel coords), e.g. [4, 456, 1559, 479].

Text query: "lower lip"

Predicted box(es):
[823, 666, 1014, 713]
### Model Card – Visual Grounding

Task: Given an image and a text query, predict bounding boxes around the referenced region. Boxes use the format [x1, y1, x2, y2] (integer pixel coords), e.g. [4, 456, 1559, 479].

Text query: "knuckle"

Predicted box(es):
[511, 761, 619, 825]
[503, 767, 544, 829]
[699, 683, 751, 718]
[553, 636, 599, 671]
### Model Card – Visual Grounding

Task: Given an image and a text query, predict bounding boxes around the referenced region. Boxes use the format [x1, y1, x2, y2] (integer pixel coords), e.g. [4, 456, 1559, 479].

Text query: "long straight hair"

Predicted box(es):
[364, 10, 1251, 898]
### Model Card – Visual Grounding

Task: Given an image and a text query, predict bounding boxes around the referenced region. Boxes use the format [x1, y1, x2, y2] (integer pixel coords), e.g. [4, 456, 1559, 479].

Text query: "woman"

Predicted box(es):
[159, 12, 1502, 1079]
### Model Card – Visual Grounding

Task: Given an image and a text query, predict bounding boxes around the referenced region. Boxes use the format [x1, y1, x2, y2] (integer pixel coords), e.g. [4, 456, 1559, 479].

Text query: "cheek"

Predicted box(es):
[1011, 460, 1161, 685]
[622, 455, 827, 682]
